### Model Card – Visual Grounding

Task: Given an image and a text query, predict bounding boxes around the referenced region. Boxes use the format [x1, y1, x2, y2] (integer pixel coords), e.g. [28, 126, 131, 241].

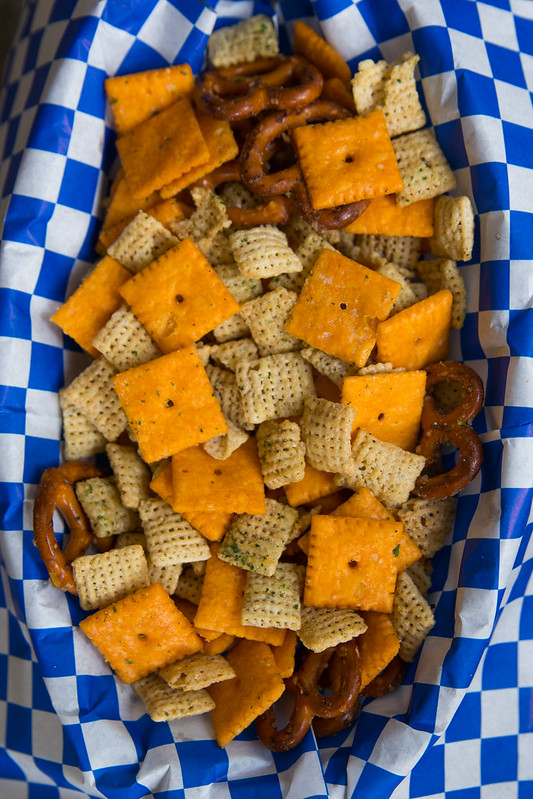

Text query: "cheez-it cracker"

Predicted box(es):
[345, 194, 435, 237]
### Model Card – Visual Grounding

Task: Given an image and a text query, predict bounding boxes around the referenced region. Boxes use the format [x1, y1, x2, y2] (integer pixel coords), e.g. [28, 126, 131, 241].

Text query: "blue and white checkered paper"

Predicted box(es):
[1, 0, 532, 796]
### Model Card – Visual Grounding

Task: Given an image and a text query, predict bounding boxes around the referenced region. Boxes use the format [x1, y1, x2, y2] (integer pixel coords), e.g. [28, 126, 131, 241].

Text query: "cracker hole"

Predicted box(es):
[339, 302, 347, 310]
[378, 413, 385, 421]
[348, 560, 358, 568]
[165, 399, 174, 408]
[176, 294, 184, 303]
[214, 469, 222, 476]
[345, 155, 354, 163]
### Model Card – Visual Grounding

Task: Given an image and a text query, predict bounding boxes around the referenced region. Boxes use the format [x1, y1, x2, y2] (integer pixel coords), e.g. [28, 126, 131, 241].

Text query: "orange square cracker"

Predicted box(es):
[112, 347, 228, 462]
[358, 611, 400, 689]
[345, 194, 435, 237]
[284, 461, 340, 507]
[285, 248, 401, 366]
[101, 174, 160, 231]
[119, 238, 239, 353]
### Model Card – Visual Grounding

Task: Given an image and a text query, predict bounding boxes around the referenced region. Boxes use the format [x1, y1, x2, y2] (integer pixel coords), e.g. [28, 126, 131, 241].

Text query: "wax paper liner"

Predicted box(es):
[0, 0, 532, 797]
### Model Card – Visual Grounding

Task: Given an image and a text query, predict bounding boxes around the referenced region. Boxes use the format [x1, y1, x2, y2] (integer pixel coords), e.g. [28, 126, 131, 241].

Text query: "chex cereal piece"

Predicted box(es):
[59, 391, 107, 461]
[356, 233, 422, 272]
[293, 110, 403, 210]
[172, 438, 265, 515]
[284, 461, 340, 507]
[301, 347, 358, 388]
[72, 544, 149, 611]
[75, 477, 138, 538]
[171, 187, 231, 255]
[358, 611, 400, 689]
[272, 630, 298, 678]
[105, 64, 194, 136]
[92, 304, 161, 372]
[430, 195, 474, 262]
[206, 363, 253, 431]
[392, 128, 457, 206]
[194, 546, 285, 645]
[239, 287, 302, 356]
[107, 211, 178, 274]
[242, 563, 305, 631]
[340, 429, 426, 508]
[61, 357, 127, 441]
[256, 419, 306, 489]
[341, 370, 426, 451]
[230, 225, 302, 279]
[291, 506, 321, 543]
[212, 314, 249, 343]
[376, 289, 452, 370]
[218, 499, 299, 576]
[106, 443, 152, 509]
[406, 559, 433, 597]
[236, 352, 316, 425]
[213, 262, 263, 303]
[134, 673, 214, 722]
[397, 497, 457, 558]
[210, 338, 258, 372]
[116, 96, 210, 200]
[219, 180, 255, 210]
[298, 606, 367, 653]
[357, 362, 404, 375]
[373, 258, 419, 313]
[392, 570, 435, 662]
[139, 498, 210, 567]
[116, 531, 146, 549]
[285, 248, 400, 367]
[112, 347, 228, 463]
[293, 20, 351, 83]
[304, 515, 406, 612]
[346, 194, 435, 237]
[416, 258, 467, 329]
[79, 583, 203, 683]
[194, 343, 212, 366]
[160, 652, 235, 691]
[351, 53, 426, 138]
[51, 256, 131, 358]
[205, 231, 235, 267]
[148, 561, 183, 595]
[268, 229, 333, 292]
[119, 239, 239, 353]
[301, 396, 357, 477]
[203, 419, 249, 461]
[175, 565, 204, 605]
[207, 14, 279, 68]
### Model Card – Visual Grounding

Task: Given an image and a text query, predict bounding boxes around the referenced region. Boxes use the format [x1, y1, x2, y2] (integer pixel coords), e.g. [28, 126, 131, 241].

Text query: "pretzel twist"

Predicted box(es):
[421, 360, 485, 431]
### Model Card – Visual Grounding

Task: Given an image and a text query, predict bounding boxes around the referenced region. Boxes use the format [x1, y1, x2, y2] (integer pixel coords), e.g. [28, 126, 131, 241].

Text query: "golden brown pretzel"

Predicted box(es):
[33, 461, 105, 593]
[421, 361, 485, 431]
[413, 423, 483, 499]
[362, 655, 406, 698]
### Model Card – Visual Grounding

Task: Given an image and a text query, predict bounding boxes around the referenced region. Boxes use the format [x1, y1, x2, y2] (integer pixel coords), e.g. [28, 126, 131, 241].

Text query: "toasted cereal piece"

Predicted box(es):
[116, 97, 210, 200]
[410, 281, 429, 302]
[301, 396, 357, 477]
[242, 563, 305, 631]
[406, 559, 433, 597]
[175, 565, 204, 605]
[392, 129, 457, 206]
[284, 461, 340, 507]
[338, 429, 426, 507]
[230, 225, 302, 280]
[397, 497, 457, 558]
[291, 506, 321, 543]
[107, 211, 178, 273]
[373, 258, 419, 314]
[238, 288, 302, 356]
[79, 583, 203, 683]
[213, 262, 263, 303]
[219, 180, 256, 210]
[352, 53, 426, 138]
[59, 391, 107, 461]
[293, 20, 351, 83]
[160, 652, 235, 691]
[356, 233, 422, 272]
[75, 477, 138, 538]
[207, 14, 278, 68]
[206, 363, 253, 431]
[194, 343, 212, 366]
[51, 256, 131, 358]
[205, 231, 236, 267]
[92, 304, 161, 372]
[236, 352, 316, 425]
[61, 357, 127, 442]
[357, 362, 404, 375]
[134, 673, 214, 721]
[346, 194, 435, 238]
[148, 560, 183, 595]
[203, 418, 249, 461]
[139, 498, 210, 567]
[256, 420, 306, 489]
[298, 606, 367, 652]
[171, 187, 231, 255]
[392, 570, 435, 662]
[430, 195, 474, 262]
[416, 258, 466, 329]
[106, 443, 152, 509]
[358, 611, 400, 689]
[72, 544, 149, 611]
[212, 313, 249, 343]
[271, 630, 298, 678]
[218, 499, 299, 576]
[209, 338, 258, 372]
[116, 531, 147, 549]
[270, 228, 333, 293]
[300, 347, 357, 388]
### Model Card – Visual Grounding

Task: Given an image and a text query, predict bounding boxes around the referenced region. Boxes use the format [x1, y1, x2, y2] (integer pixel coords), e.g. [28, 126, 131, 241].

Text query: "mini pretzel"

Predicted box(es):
[194, 55, 324, 120]
[362, 655, 406, 698]
[413, 423, 483, 500]
[421, 361, 484, 431]
[33, 461, 105, 593]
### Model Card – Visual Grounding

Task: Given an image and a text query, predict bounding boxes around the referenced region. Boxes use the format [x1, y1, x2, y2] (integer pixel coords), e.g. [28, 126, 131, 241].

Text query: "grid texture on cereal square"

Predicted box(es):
[392, 570, 435, 662]
[376, 288, 452, 370]
[430, 195, 474, 262]
[301, 347, 358, 388]
[256, 419, 306, 489]
[416, 258, 467, 329]
[373, 258, 419, 314]
[171, 187, 231, 256]
[236, 352, 316, 425]
[134, 673, 214, 721]
[175, 565, 204, 605]
[357, 233, 421, 272]
[79, 583, 203, 684]
[406, 559, 433, 597]
[392, 128, 457, 206]
[239, 287, 302, 356]
[119, 239, 239, 354]
[116, 97, 210, 200]
[206, 364, 253, 431]
[138, 498, 210, 567]
[218, 499, 299, 576]
[242, 563, 305, 631]
[112, 347, 228, 463]
[298, 606, 367, 652]
[51, 256, 131, 358]
[61, 357, 128, 442]
[301, 395, 357, 476]
[293, 110, 403, 210]
[285, 248, 400, 367]
[148, 561, 183, 595]
[106, 443, 152, 509]
[397, 497, 457, 558]
[203, 419, 249, 461]
[75, 477, 138, 538]
[107, 211, 178, 274]
[171, 438, 266, 515]
[72, 544, 149, 611]
[210, 338, 258, 372]
[358, 611, 400, 689]
[207, 15, 279, 68]
[159, 652, 235, 690]
[293, 20, 351, 83]
[284, 461, 340, 507]
[92, 304, 161, 373]
[270, 228, 333, 293]
[59, 391, 107, 461]
[230, 225, 303, 279]
[212, 314, 249, 343]
[346, 194, 434, 237]
[213, 263, 263, 303]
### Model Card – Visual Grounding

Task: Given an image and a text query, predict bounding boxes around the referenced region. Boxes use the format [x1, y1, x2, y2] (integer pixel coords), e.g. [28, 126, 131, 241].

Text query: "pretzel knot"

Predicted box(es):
[421, 360, 485, 431]
[33, 461, 105, 594]
[194, 55, 324, 121]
